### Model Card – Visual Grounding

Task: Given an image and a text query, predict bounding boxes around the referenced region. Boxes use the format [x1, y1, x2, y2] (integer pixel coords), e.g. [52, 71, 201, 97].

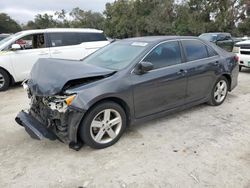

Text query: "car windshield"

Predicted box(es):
[83, 41, 148, 70]
[199, 34, 217, 42]
[0, 32, 23, 46]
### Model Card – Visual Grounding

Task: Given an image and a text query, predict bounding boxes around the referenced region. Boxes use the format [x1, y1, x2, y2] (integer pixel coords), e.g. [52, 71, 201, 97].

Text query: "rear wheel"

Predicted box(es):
[80, 101, 127, 149]
[208, 76, 228, 106]
[0, 69, 10, 91]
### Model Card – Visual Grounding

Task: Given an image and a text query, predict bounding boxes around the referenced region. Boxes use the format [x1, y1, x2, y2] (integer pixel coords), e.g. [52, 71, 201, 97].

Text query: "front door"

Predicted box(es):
[10, 33, 50, 81]
[132, 41, 188, 118]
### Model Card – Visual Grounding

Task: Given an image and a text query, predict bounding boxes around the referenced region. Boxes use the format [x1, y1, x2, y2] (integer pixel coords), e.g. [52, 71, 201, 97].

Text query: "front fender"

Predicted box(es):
[0, 51, 17, 82]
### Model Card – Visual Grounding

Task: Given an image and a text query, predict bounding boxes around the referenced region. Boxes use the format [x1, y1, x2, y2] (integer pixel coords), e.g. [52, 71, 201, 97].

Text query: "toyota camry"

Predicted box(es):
[15, 36, 239, 150]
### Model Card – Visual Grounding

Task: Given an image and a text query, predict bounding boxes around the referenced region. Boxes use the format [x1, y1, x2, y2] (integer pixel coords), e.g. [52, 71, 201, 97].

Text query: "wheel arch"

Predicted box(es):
[85, 97, 131, 125]
[74, 96, 131, 147]
[221, 73, 232, 91]
[0, 66, 15, 85]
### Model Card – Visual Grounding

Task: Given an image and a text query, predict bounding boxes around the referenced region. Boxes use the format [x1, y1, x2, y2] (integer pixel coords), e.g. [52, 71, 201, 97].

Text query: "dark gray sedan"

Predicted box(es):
[16, 36, 239, 150]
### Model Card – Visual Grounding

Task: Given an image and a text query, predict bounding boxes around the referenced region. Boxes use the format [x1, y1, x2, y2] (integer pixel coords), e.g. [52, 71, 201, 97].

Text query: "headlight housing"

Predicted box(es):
[44, 95, 76, 112]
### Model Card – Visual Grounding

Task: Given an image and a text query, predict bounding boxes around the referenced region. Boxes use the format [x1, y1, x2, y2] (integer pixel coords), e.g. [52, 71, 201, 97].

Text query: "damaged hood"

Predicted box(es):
[28, 58, 115, 96]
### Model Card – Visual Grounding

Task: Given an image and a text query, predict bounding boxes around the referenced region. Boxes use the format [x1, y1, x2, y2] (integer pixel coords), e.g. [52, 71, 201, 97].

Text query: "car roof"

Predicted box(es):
[0, 33, 11, 36]
[17, 28, 104, 35]
[200, 32, 231, 36]
[121, 36, 202, 44]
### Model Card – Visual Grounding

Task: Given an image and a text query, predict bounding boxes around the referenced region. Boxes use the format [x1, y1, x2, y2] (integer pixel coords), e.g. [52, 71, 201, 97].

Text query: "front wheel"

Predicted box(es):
[0, 69, 10, 91]
[208, 76, 229, 106]
[80, 101, 127, 149]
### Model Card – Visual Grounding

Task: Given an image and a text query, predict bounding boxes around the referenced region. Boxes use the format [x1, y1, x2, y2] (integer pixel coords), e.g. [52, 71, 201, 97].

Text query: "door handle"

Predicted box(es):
[177, 69, 187, 75]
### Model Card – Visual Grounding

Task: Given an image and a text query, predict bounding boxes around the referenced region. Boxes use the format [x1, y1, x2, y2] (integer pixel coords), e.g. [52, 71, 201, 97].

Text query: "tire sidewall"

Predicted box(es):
[210, 76, 229, 106]
[80, 101, 127, 149]
[0, 69, 10, 91]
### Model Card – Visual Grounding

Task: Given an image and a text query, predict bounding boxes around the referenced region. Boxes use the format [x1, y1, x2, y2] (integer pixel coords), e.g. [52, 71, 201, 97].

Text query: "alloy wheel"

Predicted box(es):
[90, 109, 122, 144]
[214, 80, 227, 103]
[0, 73, 5, 89]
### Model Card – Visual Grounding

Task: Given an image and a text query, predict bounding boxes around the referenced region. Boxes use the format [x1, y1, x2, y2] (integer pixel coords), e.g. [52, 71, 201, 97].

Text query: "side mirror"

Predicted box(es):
[11, 44, 21, 51]
[136, 61, 154, 74]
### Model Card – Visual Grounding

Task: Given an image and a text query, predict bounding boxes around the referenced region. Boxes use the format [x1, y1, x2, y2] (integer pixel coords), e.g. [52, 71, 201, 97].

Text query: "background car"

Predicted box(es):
[0, 28, 110, 91]
[199, 32, 234, 52]
[233, 40, 250, 71]
[0, 34, 11, 41]
[16, 36, 239, 150]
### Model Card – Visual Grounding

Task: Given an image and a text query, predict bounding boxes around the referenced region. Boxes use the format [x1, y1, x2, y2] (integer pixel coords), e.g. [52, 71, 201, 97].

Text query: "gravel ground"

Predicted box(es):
[0, 70, 250, 188]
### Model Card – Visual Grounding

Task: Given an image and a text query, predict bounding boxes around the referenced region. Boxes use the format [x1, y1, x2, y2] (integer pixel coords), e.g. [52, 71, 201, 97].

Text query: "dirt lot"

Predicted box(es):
[0, 70, 250, 188]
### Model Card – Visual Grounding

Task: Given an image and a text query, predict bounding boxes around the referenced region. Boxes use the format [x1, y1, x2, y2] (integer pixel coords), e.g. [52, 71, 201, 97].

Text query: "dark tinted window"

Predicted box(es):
[144, 41, 182, 69]
[79, 33, 107, 42]
[49, 33, 79, 47]
[182, 40, 208, 61]
[49, 32, 107, 47]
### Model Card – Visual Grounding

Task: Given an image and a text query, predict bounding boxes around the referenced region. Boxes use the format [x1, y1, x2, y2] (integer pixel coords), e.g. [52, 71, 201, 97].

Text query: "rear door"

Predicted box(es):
[48, 32, 84, 60]
[181, 39, 220, 103]
[132, 41, 188, 118]
[48, 32, 109, 60]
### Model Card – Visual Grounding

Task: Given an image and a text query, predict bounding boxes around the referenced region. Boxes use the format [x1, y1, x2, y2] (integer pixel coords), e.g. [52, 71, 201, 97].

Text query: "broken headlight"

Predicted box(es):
[43, 95, 76, 112]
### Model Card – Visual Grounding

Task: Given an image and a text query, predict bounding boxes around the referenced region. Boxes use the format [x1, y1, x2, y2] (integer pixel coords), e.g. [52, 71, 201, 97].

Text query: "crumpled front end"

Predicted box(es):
[15, 85, 85, 150]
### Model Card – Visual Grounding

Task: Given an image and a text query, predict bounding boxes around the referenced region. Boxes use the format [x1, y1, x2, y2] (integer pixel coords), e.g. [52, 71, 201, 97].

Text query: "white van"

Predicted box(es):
[0, 28, 110, 91]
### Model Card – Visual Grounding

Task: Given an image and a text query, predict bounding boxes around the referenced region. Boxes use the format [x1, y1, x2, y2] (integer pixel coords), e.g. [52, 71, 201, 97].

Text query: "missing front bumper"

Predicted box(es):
[15, 111, 57, 140]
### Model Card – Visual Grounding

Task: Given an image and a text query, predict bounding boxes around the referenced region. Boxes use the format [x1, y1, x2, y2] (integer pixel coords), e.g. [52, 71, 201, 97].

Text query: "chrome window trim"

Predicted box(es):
[180, 38, 219, 61]
[131, 39, 182, 74]
[131, 38, 220, 74]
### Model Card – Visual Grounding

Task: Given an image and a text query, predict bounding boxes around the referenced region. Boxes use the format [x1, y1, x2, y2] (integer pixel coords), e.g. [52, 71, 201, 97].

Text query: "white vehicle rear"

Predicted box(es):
[0, 28, 110, 91]
[233, 40, 250, 71]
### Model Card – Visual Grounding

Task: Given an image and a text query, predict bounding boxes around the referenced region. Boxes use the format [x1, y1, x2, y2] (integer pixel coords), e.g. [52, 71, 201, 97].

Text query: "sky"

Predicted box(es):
[0, 0, 115, 24]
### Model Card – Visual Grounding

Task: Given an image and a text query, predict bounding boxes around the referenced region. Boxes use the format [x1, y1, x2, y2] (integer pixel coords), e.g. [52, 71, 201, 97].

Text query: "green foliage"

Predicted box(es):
[0, 13, 21, 33]
[70, 8, 104, 29]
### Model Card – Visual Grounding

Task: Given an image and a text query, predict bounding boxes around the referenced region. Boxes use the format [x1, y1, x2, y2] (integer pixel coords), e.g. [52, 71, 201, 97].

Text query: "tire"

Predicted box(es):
[80, 101, 127, 149]
[0, 69, 10, 91]
[239, 65, 242, 72]
[208, 76, 229, 106]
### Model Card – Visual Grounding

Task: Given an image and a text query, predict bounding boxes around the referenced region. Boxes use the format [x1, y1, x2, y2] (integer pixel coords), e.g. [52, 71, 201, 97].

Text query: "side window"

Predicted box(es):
[49, 33, 80, 47]
[14, 34, 45, 50]
[144, 41, 182, 69]
[207, 46, 218, 57]
[182, 40, 208, 61]
[79, 33, 107, 43]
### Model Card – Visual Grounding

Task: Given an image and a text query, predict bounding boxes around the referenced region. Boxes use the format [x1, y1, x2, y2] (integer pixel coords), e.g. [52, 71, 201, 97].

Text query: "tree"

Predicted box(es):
[70, 8, 104, 29]
[104, 1, 135, 38]
[0, 13, 21, 33]
[103, 0, 176, 38]
[55, 9, 71, 27]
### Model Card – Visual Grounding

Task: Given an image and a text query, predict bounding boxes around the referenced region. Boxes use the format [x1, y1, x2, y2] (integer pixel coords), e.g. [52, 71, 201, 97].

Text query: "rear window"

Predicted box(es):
[207, 46, 218, 57]
[199, 34, 217, 42]
[49, 32, 107, 47]
[79, 33, 107, 42]
[182, 40, 208, 61]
